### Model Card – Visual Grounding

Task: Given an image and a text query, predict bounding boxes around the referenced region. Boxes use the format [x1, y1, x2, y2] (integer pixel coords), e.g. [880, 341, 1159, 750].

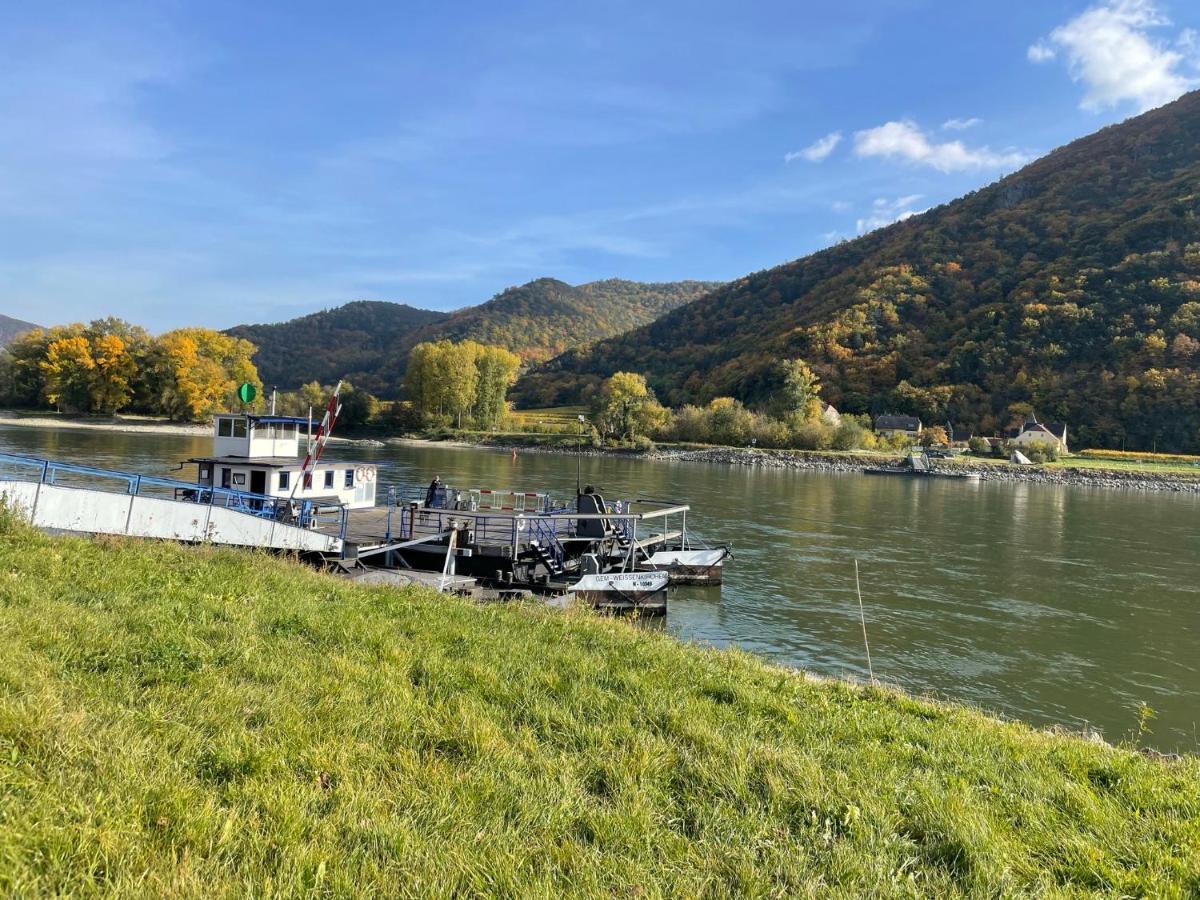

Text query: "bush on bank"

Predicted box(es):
[0, 512, 1197, 896]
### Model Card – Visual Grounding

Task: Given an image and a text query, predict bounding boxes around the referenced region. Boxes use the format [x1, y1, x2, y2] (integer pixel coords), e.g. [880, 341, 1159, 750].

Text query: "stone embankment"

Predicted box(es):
[496, 442, 1200, 493]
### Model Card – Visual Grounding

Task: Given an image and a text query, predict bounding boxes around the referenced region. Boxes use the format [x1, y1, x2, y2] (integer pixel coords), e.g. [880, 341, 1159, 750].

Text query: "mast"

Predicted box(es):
[292, 382, 343, 498]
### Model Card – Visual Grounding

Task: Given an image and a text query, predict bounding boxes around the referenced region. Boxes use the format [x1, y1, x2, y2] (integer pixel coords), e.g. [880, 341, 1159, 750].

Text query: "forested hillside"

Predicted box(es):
[518, 91, 1200, 452]
[0, 315, 38, 347]
[228, 279, 717, 396]
[413, 278, 718, 363]
[225, 301, 447, 394]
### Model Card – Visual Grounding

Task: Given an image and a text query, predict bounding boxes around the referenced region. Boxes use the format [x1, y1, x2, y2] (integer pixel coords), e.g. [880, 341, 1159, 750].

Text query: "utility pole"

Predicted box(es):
[576, 413, 586, 496]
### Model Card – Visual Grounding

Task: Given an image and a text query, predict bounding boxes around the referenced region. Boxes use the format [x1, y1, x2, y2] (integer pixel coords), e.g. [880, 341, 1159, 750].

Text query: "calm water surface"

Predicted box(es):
[3, 424, 1198, 750]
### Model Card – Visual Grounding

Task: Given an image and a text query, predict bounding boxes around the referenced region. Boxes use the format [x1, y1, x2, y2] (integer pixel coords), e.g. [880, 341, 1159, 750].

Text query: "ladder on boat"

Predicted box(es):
[529, 539, 566, 578]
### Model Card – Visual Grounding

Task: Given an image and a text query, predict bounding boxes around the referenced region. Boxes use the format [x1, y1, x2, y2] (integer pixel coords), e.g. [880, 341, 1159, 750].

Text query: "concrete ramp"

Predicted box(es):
[0, 480, 340, 554]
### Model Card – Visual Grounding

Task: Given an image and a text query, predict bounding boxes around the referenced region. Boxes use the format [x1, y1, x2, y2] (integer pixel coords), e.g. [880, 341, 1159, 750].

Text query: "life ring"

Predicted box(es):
[354, 466, 367, 486]
[365, 466, 376, 482]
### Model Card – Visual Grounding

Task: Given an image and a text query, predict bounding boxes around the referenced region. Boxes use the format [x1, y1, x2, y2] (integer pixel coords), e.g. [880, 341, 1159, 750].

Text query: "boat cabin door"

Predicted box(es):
[249, 470, 267, 495]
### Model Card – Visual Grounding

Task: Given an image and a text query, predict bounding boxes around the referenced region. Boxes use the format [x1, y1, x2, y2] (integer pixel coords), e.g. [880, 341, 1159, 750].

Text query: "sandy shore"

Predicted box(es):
[0, 411, 210, 437]
[0, 411, 378, 444]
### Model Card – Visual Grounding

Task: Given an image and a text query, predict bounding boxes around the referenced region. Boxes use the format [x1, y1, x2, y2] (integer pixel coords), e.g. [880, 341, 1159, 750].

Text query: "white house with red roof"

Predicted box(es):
[1010, 413, 1069, 453]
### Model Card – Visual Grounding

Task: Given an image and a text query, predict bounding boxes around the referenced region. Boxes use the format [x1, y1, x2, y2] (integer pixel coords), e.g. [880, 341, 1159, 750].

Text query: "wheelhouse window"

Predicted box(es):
[344, 469, 354, 488]
[217, 417, 247, 438]
[278, 471, 290, 490]
[199, 464, 211, 479]
[324, 470, 334, 489]
[221, 467, 232, 488]
[233, 473, 246, 486]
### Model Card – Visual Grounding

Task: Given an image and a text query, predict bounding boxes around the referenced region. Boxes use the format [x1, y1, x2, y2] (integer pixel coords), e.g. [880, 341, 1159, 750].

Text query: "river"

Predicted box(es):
[2, 423, 1198, 751]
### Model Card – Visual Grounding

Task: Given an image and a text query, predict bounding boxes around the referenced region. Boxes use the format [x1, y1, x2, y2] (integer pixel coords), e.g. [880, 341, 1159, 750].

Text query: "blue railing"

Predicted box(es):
[529, 515, 565, 569]
[0, 452, 316, 526]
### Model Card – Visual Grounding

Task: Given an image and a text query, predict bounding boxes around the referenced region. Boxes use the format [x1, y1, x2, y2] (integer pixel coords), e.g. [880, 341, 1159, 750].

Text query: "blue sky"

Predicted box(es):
[2, 0, 1198, 331]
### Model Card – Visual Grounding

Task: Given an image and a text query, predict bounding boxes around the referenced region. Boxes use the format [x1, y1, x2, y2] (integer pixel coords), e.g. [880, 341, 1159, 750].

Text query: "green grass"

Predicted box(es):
[1048, 456, 1200, 477]
[1, 516, 1198, 896]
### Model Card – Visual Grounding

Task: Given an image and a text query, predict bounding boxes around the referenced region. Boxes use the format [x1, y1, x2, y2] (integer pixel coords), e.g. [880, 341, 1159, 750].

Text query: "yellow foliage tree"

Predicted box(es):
[89, 334, 136, 414]
[152, 329, 262, 421]
[40, 336, 95, 412]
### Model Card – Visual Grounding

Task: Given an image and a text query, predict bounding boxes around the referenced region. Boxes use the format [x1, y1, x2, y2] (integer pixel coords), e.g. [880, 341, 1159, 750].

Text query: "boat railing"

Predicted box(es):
[0, 452, 315, 526]
[529, 515, 566, 569]
[389, 484, 557, 514]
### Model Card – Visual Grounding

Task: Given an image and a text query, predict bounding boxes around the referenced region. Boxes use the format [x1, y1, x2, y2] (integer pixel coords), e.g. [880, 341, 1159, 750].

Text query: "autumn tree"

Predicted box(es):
[406, 340, 521, 429]
[473, 345, 521, 429]
[591, 372, 669, 441]
[767, 359, 823, 423]
[149, 329, 262, 421]
[919, 424, 950, 447]
[88, 334, 136, 413]
[40, 336, 95, 412]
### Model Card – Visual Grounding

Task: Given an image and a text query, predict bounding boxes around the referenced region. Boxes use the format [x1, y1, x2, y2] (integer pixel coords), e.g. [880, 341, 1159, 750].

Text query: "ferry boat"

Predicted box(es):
[0, 386, 728, 616]
[864, 451, 981, 481]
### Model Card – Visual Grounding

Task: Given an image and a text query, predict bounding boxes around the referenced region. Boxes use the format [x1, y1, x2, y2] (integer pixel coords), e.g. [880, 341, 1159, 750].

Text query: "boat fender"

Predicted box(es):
[515, 515, 527, 532]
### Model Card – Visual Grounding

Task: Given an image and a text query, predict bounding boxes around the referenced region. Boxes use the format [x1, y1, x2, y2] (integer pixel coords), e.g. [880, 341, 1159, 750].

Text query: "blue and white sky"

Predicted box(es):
[2, 0, 1198, 331]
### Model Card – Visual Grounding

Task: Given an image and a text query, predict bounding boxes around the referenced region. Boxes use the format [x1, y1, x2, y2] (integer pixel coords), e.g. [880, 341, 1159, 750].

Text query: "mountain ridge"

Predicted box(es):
[516, 91, 1200, 451]
[0, 315, 39, 348]
[227, 278, 719, 395]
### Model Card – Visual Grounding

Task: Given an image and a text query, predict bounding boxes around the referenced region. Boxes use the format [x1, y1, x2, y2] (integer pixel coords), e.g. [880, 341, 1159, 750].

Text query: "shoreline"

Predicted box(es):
[464, 438, 1200, 494]
[4, 411, 1198, 493]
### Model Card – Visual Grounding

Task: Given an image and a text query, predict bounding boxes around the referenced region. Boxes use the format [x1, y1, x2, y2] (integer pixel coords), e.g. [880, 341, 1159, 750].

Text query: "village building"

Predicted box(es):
[1009, 414, 1069, 454]
[819, 403, 841, 426]
[874, 414, 922, 438]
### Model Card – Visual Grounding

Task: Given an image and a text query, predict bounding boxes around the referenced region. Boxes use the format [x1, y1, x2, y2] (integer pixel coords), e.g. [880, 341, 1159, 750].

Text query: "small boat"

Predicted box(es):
[640, 546, 730, 585]
[567, 571, 670, 615]
[864, 451, 980, 480]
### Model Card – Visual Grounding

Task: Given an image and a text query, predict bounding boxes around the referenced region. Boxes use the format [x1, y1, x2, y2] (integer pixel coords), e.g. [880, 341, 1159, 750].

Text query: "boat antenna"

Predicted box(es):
[854, 559, 875, 685]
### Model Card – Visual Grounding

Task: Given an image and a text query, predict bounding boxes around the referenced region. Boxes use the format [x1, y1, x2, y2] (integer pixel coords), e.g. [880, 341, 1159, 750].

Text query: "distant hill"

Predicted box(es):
[225, 302, 448, 394]
[409, 278, 718, 362]
[228, 279, 718, 395]
[517, 91, 1200, 452]
[0, 315, 39, 347]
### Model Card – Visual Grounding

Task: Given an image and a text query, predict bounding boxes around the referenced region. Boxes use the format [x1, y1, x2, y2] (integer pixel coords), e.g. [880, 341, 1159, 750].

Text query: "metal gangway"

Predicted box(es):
[0, 452, 343, 555]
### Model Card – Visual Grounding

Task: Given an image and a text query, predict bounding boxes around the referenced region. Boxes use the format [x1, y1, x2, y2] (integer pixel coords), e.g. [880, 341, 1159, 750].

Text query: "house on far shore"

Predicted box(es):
[947, 424, 973, 446]
[819, 403, 841, 426]
[875, 414, 922, 439]
[1009, 414, 1069, 453]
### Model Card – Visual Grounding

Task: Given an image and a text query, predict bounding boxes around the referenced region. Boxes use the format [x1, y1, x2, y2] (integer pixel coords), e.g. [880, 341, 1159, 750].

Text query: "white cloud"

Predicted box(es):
[941, 117, 982, 131]
[1027, 42, 1057, 63]
[830, 200, 852, 213]
[785, 130, 842, 163]
[853, 120, 1030, 173]
[856, 195, 926, 235]
[1031, 0, 1199, 112]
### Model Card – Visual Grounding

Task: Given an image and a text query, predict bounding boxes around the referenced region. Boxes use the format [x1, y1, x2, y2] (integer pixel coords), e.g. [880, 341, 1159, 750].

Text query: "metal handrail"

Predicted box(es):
[0, 451, 313, 525]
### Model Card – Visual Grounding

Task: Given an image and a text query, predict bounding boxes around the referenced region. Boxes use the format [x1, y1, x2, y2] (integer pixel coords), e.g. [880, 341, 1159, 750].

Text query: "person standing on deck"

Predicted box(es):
[425, 476, 442, 509]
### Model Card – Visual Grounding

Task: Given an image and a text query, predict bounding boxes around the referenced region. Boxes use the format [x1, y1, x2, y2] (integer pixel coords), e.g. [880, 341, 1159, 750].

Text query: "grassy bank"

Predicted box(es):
[1, 517, 1197, 895]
